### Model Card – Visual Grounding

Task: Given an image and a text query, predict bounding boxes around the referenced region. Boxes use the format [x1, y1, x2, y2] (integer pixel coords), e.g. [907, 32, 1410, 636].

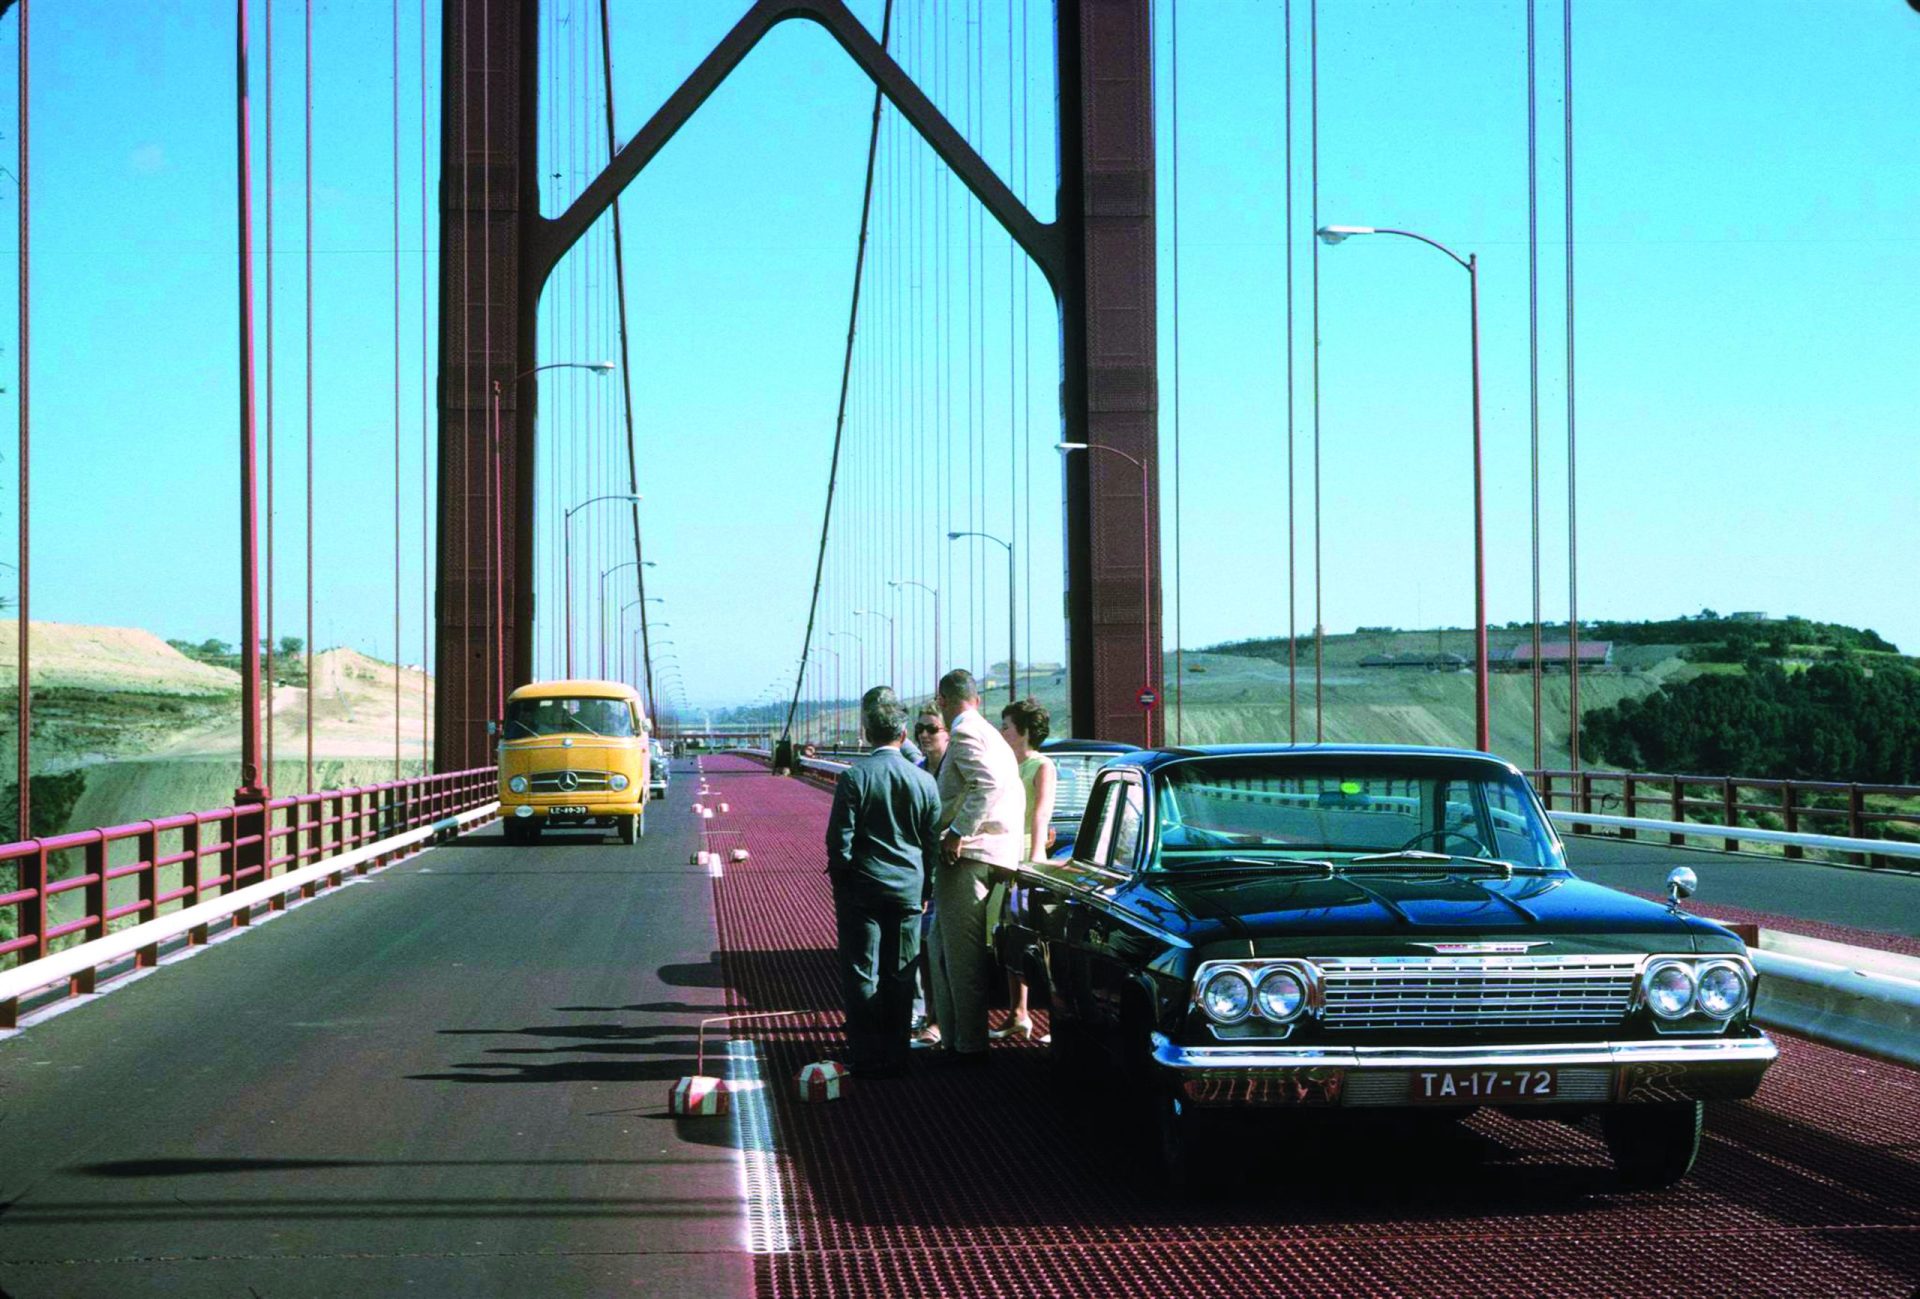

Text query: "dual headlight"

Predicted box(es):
[1643, 957, 1752, 1020]
[1195, 962, 1311, 1024]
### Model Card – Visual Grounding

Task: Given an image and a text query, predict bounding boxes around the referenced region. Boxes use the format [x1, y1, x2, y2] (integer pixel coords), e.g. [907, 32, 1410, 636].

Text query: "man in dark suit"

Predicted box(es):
[824, 689, 943, 1077]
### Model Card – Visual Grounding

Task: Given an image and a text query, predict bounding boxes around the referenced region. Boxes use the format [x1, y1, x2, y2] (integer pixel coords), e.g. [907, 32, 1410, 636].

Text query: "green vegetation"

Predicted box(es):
[1582, 659, 1920, 784]
[169, 635, 309, 686]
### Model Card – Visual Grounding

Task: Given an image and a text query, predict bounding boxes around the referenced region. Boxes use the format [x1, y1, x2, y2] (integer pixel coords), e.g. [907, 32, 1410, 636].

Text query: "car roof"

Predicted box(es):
[507, 679, 644, 704]
[1040, 739, 1142, 754]
[1104, 743, 1518, 774]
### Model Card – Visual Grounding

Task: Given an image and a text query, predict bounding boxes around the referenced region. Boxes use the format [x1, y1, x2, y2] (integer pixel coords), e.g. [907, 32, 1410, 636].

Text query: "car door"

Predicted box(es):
[1080, 772, 1149, 1045]
[1041, 773, 1126, 1029]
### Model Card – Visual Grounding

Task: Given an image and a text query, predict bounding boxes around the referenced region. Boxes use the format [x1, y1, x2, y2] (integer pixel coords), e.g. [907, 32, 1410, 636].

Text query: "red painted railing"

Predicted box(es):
[1530, 768, 1920, 865]
[0, 767, 498, 971]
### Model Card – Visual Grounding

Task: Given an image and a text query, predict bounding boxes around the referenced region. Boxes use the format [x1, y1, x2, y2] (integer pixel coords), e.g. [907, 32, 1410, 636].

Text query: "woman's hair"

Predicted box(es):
[1000, 697, 1051, 747]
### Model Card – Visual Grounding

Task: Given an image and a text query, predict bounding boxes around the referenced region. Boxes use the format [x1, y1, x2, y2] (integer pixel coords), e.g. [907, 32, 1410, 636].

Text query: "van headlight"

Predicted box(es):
[1696, 962, 1750, 1018]
[609, 774, 629, 792]
[1645, 960, 1696, 1019]
[508, 776, 529, 794]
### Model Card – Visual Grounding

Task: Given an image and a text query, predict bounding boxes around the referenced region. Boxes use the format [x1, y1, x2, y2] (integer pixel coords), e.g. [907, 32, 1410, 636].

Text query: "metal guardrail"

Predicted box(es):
[1532, 767, 1920, 864]
[1546, 809, 1920, 862]
[0, 798, 500, 1030]
[0, 767, 498, 978]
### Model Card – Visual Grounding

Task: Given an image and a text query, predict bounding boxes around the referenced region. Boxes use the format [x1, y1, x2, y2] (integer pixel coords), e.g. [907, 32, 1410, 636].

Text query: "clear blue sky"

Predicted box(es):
[0, 1, 1914, 713]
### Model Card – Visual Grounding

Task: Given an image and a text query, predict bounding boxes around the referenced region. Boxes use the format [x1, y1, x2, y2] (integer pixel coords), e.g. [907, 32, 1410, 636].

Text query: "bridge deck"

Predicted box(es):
[0, 754, 1914, 1297]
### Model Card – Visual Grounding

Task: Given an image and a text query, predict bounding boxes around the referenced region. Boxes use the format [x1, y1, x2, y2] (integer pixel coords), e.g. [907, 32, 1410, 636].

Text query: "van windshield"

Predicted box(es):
[505, 696, 636, 739]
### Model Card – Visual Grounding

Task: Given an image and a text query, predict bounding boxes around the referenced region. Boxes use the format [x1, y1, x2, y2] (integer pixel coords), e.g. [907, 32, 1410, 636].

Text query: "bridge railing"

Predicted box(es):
[0, 766, 498, 972]
[1530, 768, 1920, 867]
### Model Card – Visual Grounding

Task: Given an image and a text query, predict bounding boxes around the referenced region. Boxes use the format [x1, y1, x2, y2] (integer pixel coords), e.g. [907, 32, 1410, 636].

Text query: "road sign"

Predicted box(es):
[1138, 687, 1158, 708]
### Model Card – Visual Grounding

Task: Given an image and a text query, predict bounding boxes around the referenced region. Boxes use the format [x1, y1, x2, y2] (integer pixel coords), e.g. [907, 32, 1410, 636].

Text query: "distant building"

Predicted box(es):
[1359, 652, 1467, 672]
[1728, 611, 1772, 623]
[1490, 641, 1613, 670]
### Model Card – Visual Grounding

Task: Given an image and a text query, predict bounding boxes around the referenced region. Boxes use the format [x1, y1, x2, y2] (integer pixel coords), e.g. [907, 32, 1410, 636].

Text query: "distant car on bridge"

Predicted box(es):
[995, 744, 1777, 1191]
[648, 739, 671, 800]
[497, 680, 651, 846]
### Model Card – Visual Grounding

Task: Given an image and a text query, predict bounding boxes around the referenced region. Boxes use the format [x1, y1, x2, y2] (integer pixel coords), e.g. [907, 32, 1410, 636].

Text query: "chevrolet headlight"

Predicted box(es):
[1646, 961, 1696, 1019]
[1255, 969, 1306, 1022]
[1696, 962, 1749, 1018]
[1199, 970, 1253, 1024]
[609, 774, 630, 792]
[508, 776, 529, 794]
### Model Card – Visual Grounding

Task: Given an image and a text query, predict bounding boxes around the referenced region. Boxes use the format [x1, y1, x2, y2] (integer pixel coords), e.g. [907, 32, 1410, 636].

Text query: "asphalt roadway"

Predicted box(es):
[0, 760, 745, 1299]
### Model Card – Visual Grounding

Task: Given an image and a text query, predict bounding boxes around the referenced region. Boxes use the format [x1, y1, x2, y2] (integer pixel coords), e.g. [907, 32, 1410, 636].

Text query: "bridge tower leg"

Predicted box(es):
[1058, 0, 1162, 745]
[434, 0, 540, 771]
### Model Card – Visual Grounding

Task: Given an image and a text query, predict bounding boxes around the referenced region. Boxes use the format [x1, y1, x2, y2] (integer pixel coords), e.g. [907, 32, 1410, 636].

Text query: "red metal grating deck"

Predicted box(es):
[695, 755, 1920, 1299]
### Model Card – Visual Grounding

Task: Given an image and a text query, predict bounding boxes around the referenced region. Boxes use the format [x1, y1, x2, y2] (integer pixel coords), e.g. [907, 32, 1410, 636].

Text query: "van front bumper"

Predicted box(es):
[1150, 1031, 1778, 1108]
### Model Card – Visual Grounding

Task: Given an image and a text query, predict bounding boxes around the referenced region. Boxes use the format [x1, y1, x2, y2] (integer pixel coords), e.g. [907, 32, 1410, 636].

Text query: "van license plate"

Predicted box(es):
[546, 805, 590, 817]
[1412, 1068, 1557, 1102]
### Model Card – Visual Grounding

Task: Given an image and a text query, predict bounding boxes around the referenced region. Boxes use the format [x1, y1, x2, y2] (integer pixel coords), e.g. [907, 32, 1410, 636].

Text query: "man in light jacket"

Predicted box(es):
[929, 668, 1025, 1064]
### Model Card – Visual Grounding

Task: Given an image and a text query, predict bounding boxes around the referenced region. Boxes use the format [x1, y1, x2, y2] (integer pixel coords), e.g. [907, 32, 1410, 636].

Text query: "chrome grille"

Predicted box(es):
[1316, 955, 1638, 1030]
[529, 770, 612, 793]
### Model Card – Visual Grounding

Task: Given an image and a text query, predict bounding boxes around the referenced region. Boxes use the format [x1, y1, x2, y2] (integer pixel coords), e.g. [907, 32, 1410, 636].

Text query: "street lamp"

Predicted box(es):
[888, 578, 940, 697]
[947, 530, 1016, 704]
[853, 608, 896, 686]
[828, 629, 865, 712]
[1057, 442, 1154, 746]
[487, 361, 616, 710]
[563, 493, 643, 676]
[1317, 223, 1488, 751]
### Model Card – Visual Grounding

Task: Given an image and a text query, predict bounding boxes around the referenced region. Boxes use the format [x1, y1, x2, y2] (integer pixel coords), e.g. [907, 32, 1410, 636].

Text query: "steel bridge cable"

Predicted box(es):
[420, 0, 430, 763]
[393, 0, 402, 779]
[1310, 0, 1323, 742]
[264, 0, 275, 789]
[13, 0, 26, 839]
[1528, 0, 1543, 771]
[1170, 0, 1182, 742]
[305, 0, 315, 788]
[781, 0, 895, 745]
[1565, 0, 1580, 769]
[597, 0, 654, 726]
[1284, 0, 1297, 744]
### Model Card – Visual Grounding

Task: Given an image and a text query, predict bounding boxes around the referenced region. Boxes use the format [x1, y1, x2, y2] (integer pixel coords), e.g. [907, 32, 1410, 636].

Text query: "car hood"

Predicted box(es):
[1125, 869, 1719, 948]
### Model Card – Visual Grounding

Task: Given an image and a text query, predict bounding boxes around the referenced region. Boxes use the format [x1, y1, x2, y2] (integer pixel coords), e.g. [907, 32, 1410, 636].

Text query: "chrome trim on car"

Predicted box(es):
[1192, 959, 1321, 1023]
[1313, 953, 1640, 1030]
[1149, 1031, 1779, 1072]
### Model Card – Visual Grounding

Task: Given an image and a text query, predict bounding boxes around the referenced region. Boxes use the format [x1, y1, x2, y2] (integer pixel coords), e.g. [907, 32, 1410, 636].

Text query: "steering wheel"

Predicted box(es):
[1396, 827, 1493, 857]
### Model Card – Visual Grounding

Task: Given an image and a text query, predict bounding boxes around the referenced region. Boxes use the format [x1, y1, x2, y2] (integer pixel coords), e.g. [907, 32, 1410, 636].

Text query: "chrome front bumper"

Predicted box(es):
[1151, 1031, 1779, 1108]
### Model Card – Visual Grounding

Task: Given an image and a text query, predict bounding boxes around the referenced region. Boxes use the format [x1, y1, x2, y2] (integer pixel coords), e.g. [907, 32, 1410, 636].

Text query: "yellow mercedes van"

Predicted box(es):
[498, 680, 650, 845]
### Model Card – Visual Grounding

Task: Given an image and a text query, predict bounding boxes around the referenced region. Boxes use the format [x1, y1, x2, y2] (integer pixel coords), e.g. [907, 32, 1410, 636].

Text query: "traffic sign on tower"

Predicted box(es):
[1138, 687, 1158, 708]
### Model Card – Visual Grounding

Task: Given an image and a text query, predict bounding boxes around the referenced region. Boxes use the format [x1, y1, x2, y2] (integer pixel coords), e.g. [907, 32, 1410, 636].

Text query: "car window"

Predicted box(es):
[1078, 779, 1120, 863]
[1099, 779, 1146, 871]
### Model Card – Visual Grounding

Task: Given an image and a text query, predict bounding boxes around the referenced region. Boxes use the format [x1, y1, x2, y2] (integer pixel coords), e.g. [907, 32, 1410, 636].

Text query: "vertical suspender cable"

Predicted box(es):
[458, 3, 472, 764]
[480, 0, 493, 746]
[235, 0, 266, 798]
[781, 0, 894, 743]
[1170, 0, 1182, 741]
[1020, 0, 1030, 701]
[13, 0, 27, 839]
[304, 0, 314, 790]
[264, 0, 275, 789]
[1309, 0, 1323, 741]
[1564, 0, 1580, 769]
[1284, 0, 1297, 743]
[392, 0, 402, 779]
[420, 0, 430, 766]
[1527, 0, 1542, 772]
[597, 0, 655, 730]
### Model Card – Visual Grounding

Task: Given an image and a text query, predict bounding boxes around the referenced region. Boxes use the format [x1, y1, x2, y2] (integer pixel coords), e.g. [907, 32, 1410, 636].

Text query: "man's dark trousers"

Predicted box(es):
[832, 890, 919, 1075]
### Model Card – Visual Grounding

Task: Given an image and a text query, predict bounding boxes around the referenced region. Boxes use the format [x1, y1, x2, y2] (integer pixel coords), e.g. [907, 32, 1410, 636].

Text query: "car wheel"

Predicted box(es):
[616, 813, 641, 846]
[1602, 1101, 1703, 1190]
[1150, 1088, 1210, 1196]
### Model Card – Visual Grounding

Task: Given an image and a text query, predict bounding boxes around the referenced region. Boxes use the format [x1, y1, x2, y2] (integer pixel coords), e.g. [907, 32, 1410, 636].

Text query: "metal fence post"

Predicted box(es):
[1722, 778, 1739, 853]
[1781, 784, 1802, 860]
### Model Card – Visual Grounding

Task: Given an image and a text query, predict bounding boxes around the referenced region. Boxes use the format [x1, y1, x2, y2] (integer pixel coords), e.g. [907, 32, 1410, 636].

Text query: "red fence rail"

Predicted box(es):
[0, 767, 498, 971]
[1529, 768, 1920, 866]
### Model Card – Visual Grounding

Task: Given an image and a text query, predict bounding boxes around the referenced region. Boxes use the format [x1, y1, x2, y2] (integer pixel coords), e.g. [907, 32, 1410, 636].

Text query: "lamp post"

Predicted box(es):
[1317, 224, 1488, 751]
[948, 530, 1016, 704]
[1057, 442, 1153, 746]
[563, 492, 642, 677]
[489, 361, 614, 709]
[888, 578, 940, 697]
[853, 608, 896, 686]
[599, 561, 640, 679]
[828, 629, 864, 727]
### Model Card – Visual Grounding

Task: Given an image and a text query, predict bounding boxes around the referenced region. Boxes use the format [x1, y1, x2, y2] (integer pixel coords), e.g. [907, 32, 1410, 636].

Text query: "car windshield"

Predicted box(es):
[1051, 753, 1114, 823]
[505, 696, 637, 739]
[1153, 757, 1561, 872]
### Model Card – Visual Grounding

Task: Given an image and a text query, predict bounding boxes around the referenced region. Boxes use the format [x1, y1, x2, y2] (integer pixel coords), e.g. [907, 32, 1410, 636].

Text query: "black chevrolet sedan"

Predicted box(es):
[994, 745, 1778, 1189]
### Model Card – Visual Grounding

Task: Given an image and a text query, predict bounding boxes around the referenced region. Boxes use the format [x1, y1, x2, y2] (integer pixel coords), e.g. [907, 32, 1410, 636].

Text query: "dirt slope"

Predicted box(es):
[0, 622, 239, 695]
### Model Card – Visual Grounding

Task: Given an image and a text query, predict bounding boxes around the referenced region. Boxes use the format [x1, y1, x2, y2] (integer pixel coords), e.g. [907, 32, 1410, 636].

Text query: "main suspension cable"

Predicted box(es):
[782, 0, 896, 744]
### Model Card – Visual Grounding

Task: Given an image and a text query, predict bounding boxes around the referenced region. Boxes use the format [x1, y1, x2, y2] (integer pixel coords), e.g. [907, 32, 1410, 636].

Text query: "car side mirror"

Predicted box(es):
[1665, 866, 1697, 911]
[486, 719, 499, 736]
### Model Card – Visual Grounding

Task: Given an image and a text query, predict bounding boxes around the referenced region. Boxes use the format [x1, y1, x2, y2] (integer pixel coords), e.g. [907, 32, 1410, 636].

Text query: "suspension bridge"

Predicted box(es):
[0, 2, 1914, 1297]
